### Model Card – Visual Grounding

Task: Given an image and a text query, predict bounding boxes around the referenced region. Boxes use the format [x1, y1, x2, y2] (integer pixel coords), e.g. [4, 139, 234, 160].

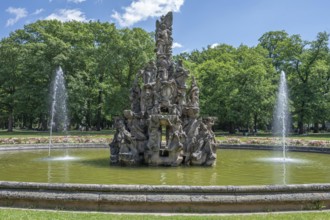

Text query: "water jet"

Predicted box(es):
[49, 67, 69, 156]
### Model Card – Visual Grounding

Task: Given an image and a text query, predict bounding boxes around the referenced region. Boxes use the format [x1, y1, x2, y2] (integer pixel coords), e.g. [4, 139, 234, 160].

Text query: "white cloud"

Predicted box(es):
[173, 42, 183, 49]
[32, 8, 44, 15]
[45, 9, 88, 22]
[112, 0, 185, 27]
[6, 7, 28, 27]
[68, 0, 86, 3]
[210, 43, 219, 49]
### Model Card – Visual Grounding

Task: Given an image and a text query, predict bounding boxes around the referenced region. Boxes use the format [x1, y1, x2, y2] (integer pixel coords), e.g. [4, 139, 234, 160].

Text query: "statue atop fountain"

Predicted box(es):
[109, 12, 217, 166]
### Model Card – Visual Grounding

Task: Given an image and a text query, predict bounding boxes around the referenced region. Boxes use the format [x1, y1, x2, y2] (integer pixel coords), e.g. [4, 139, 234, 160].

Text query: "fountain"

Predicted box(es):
[48, 67, 69, 158]
[1, 12, 330, 213]
[273, 71, 290, 161]
[109, 12, 217, 167]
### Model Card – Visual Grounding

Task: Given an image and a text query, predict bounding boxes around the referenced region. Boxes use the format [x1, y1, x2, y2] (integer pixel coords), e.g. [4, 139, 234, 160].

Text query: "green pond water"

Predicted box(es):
[0, 148, 330, 185]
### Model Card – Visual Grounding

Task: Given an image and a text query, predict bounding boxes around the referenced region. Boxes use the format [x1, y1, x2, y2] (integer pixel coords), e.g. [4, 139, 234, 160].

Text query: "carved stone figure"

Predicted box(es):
[157, 55, 168, 71]
[142, 60, 157, 84]
[203, 117, 217, 160]
[124, 110, 147, 141]
[182, 118, 200, 164]
[140, 86, 154, 115]
[147, 115, 161, 152]
[160, 80, 175, 109]
[175, 60, 189, 88]
[110, 118, 139, 164]
[109, 119, 122, 164]
[176, 88, 186, 106]
[188, 76, 199, 107]
[109, 12, 216, 167]
[156, 12, 173, 56]
[130, 76, 141, 113]
[159, 68, 168, 81]
[191, 118, 217, 165]
[167, 117, 186, 152]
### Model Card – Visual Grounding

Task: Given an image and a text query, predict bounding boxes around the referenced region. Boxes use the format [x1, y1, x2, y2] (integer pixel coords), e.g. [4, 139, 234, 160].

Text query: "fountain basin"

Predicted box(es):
[1, 181, 330, 212]
[1, 145, 330, 212]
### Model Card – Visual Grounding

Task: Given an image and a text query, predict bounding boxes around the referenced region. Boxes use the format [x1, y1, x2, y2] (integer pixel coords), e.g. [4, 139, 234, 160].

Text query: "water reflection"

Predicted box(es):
[160, 171, 167, 185]
[282, 162, 287, 185]
[256, 155, 309, 185]
[1, 148, 330, 185]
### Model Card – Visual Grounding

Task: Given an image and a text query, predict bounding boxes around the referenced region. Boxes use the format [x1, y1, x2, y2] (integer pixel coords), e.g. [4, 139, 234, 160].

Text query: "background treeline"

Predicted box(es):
[0, 20, 329, 134]
[0, 20, 154, 132]
[179, 31, 330, 134]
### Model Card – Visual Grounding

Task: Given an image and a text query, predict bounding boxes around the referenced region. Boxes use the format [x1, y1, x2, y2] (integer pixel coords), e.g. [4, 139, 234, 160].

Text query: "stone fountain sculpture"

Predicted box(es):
[109, 12, 217, 166]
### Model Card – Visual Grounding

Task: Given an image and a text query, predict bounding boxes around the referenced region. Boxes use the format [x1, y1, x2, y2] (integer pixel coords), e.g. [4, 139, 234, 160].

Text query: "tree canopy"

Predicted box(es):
[0, 20, 329, 134]
[0, 20, 154, 131]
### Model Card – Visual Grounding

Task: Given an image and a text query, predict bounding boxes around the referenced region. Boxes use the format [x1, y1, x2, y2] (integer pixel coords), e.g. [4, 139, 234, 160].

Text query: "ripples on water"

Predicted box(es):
[0, 148, 329, 185]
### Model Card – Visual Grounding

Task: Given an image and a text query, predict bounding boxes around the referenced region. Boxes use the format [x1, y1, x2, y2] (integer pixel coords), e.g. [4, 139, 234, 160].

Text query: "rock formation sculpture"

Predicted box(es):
[109, 12, 217, 166]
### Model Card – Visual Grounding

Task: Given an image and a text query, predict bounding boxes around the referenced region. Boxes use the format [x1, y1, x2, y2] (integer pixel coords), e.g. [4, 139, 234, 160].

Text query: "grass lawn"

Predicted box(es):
[215, 131, 330, 147]
[215, 131, 330, 140]
[0, 129, 114, 145]
[1, 209, 330, 220]
[0, 129, 329, 147]
[0, 129, 114, 138]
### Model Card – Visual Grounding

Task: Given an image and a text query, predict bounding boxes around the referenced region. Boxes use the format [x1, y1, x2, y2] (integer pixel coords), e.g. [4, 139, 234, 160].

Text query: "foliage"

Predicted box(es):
[180, 44, 276, 133]
[0, 20, 329, 133]
[259, 31, 330, 134]
[0, 20, 154, 131]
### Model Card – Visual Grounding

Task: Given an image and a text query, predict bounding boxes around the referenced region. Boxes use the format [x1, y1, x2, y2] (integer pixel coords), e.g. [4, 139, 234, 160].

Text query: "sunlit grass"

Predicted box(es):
[0, 129, 329, 147]
[1, 208, 330, 220]
[0, 129, 114, 138]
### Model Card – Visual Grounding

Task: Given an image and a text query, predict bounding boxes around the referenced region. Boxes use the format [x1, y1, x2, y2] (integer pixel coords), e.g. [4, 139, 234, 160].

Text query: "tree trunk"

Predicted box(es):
[321, 121, 326, 131]
[7, 108, 14, 132]
[313, 122, 319, 133]
[298, 102, 305, 134]
[253, 114, 258, 134]
[86, 100, 91, 131]
[298, 120, 304, 134]
[228, 122, 235, 134]
[41, 114, 48, 131]
[96, 89, 103, 131]
[28, 116, 33, 130]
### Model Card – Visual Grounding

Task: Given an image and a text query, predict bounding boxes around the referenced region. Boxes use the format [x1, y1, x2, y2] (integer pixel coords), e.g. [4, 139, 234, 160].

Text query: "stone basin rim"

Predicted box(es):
[1, 143, 330, 154]
[1, 180, 330, 192]
[1, 180, 330, 213]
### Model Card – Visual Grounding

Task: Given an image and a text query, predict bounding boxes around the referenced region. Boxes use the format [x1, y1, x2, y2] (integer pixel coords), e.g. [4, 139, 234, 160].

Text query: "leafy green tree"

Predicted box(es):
[0, 20, 154, 131]
[11, 20, 71, 130]
[104, 28, 155, 119]
[0, 38, 23, 131]
[182, 44, 276, 133]
[259, 31, 330, 134]
[233, 45, 276, 133]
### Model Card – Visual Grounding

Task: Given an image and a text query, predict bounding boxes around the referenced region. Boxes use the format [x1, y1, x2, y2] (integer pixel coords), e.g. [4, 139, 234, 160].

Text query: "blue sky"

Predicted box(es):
[1, 0, 330, 54]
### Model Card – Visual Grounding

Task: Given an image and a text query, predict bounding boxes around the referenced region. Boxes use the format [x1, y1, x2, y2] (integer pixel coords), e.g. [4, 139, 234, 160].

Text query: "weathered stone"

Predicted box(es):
[2, 181, 330, 212]
[110, 12, 217, 166]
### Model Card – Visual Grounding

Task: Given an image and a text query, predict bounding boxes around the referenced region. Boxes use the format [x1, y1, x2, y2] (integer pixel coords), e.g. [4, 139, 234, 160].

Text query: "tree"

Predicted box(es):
[182, 44, 276, 133]
[0, 38, 24, 131]
[259, 31, 330, 134]
[104, 28, 155, 119]
[233, 45, 276, 133]
[0, 20, 155, 131]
